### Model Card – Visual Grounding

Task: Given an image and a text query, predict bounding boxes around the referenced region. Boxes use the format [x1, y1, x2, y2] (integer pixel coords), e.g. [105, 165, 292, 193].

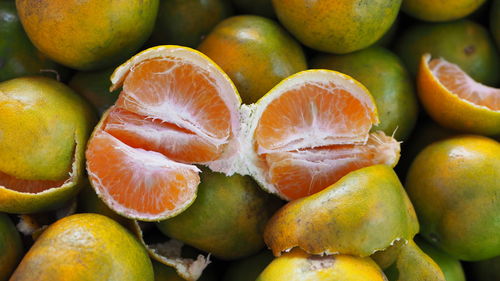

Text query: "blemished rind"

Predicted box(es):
[242, 69, 380, 199]
[9, 214, 154, 281]
[256, 249, 387, 281]
[405, 135, 500, 261]
[0, 77, 95, 214]
[264, 165, 419, 257]
[384, 240, 446, 281]
[418, 54, 500, 135]
[0, 213, 24, 280]
[130, 221, 209, 281]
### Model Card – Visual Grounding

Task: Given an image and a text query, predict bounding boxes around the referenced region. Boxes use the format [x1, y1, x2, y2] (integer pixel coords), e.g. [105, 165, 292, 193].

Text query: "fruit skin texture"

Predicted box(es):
[417, 55, 500, 136]
[0, 213, 23, 281]
[0, 77, 95, 214]
[492, 0, 500, 49]
[0, 1, 67, 82]
[157, 170, 282, 260]
[256, 249, 387, 281]
[198, 15, 307, 104]
[15, 0, 159, 70]
[311, 46, 418, 140]
[395, 20, 499, 86]
[151, 0, 232, 48]
[406, 136, 500, 261]
[264, 165, 418, 257]
[272, 0, 402, 54]
[10, 213, 153, 281]
[402, 0, 486, 22]
[417, 239, 465, 281]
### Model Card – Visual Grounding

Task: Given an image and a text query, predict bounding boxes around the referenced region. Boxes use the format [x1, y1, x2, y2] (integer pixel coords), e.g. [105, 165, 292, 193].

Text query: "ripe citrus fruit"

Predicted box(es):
[402, 0, 486, 22]
[417, 239, 465, 281]
[417, 54, 500, 135]
[272, 0, 402, 54]
[0, 1, 67, 82]
[256, 249, 387, 281]
[264, 165, 418, 257]
[15, 0, 159, 70]
[406, 136, 500, 261]
[198, 15, 307, 104]
[395, 20, 500, 86]
[10, 214, 153, 281]
[222, 251, 274, 281]
[0, 77, 94, 214]
[150, 0, 232, 48]
[85, 45, 401, 220]
[492, 0, 500, 49]
[0, 213, 23, 281]
[311, 46, 418, 140]
[69, 67, 120, 116]
[156, 170, 281, 260]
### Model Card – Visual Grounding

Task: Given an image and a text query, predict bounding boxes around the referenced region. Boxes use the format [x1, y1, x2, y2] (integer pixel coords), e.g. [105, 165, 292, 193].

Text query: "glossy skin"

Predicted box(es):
[402, 0, 486, 22]
[157, 170, 282, 260]
[0, 1, 67, 82]
[0, 77, 94, 214]
[417, 239, 465, 281]
[418, 55, 500, 136]
[10, 214, 153, 281]
[406, 136, 500, 261]
[256, 249, 387, 281]
[15, 0, 159, 70]
[0, 213, 23, 281]
[272, 0, 402, 54]
[151, 0, 232, 48]
[396, 20, 499, 86]
[311, 46, 418, 140]
[264, 165, 419, 257]
[198, 15, 307, 104]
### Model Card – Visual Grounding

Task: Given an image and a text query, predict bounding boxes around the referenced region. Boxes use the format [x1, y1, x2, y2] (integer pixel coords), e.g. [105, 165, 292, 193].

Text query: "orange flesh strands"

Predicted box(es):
[264, 132, 398, 200]
[104, 107, 222, 163]
[87, 130, 200, 216]
[430, 58, 500, 111]
[255, 83, 372, 153]
[0, 171, 67, 193]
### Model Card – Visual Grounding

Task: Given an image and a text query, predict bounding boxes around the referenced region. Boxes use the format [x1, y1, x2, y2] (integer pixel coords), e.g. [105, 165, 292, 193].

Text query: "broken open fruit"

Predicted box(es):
[85, 45, 401, 221]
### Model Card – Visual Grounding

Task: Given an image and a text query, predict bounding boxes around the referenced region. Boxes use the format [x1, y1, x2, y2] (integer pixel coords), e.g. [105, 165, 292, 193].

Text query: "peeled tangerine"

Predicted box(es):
[85, 45, 400, 221]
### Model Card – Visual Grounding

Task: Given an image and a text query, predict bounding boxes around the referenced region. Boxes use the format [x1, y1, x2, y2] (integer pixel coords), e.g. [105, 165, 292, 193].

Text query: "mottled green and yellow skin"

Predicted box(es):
[0, 77, 94, 214]
[396, 20, 499, 86]
[15, 0, 159, 70]
[0, 213, 23, 281]
[406, 136, 500, 261]
[157, 170, 282, 260]
[0, 1, 67, 82]
[311, 46, 418, 140]
[151, 0, 232, 48]
[402, 0, 486, 22]
[10, 214, 153, 281]
[198, 15, 307, 104]
[256, 249, 387, 281]
[417, 239, 465, 281]
[264, 165, 419, 257]
[272, 0, 401, 54]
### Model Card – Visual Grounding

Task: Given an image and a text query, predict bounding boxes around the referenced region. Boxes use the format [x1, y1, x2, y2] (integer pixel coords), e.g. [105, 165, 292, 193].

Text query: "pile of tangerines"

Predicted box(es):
[1, 0, 499, 280]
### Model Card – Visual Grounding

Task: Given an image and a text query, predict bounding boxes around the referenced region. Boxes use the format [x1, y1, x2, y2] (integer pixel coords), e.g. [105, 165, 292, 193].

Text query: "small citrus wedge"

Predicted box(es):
[418, 54, 500, 135]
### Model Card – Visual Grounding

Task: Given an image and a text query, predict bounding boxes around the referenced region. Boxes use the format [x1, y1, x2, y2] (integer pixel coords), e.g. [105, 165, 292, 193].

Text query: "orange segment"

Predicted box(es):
[103, 107, 223, 163]
[255, 82, 374, 153]
[429, 58, 500, 111]
[264, 132, 400, 200]
[117, 57, 231, 143]
[86, 129, 200, 220]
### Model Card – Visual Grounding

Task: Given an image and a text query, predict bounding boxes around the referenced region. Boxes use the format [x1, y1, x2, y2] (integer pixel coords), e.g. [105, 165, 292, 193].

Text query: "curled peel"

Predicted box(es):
[264, 165, 419, 257]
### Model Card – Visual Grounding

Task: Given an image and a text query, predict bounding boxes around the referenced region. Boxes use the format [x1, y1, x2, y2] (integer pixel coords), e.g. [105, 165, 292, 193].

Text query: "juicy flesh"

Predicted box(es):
[0, 171, 67, 193]
[430, 58, 500, 111]
[255, 82, 398, 200]
[86, 57, 233, 217]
